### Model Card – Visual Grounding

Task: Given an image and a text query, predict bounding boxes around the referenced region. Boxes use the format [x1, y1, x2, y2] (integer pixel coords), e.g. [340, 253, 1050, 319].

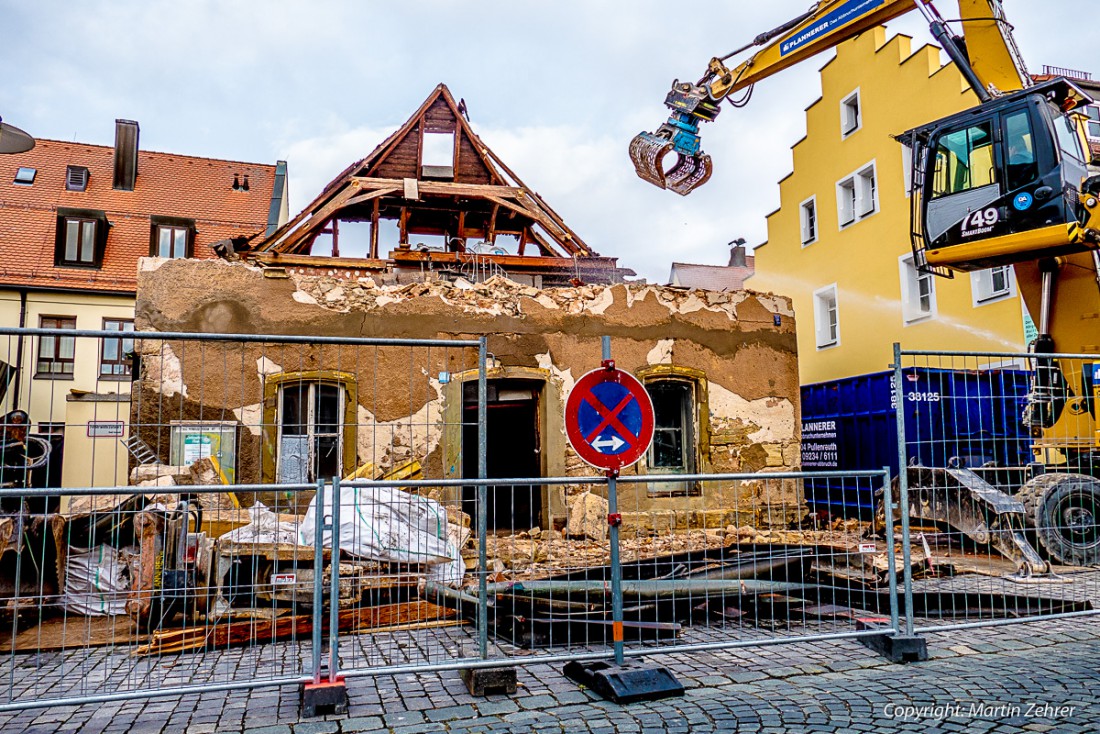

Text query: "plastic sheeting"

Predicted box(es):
[62, 544, 130, 616]
[218, 501, 300, 545]
[299, 483, 464, 585]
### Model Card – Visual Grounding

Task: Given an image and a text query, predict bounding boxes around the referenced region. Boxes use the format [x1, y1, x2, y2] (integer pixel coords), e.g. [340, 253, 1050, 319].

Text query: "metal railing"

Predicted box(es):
[7, 328, 1098, 711]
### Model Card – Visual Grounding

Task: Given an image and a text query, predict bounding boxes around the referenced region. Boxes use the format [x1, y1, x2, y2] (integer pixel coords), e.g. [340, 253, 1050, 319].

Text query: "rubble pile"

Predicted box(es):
[291, 273, 767, 320]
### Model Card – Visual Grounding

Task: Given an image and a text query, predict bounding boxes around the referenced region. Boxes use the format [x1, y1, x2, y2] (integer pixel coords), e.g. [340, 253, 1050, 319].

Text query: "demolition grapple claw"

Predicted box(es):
[629, 82, 720, 196]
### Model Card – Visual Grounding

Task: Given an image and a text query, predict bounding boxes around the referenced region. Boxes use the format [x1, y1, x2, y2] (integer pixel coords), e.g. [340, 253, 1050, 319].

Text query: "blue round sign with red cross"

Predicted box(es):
[565, 363, 655, 471]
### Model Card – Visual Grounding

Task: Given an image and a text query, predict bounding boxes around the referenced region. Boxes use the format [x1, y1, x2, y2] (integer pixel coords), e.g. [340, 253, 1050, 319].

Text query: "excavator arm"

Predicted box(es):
[630, 0, 1028, 194]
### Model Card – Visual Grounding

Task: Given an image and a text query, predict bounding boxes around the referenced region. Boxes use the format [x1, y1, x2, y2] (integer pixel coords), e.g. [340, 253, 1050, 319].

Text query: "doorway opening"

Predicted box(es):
[462, 379, 543, 531]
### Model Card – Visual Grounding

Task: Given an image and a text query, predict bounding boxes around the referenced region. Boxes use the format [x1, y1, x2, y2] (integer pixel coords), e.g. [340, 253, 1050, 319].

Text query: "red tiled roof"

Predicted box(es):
[0, 138, 277, 293]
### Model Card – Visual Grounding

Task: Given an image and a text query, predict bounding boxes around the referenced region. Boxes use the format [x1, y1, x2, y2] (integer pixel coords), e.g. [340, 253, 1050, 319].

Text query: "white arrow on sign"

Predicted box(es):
[592, 434, 626, 453]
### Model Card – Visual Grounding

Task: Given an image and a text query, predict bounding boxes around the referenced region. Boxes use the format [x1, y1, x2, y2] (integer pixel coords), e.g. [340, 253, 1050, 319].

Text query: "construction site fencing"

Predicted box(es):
[0, 327, 911, 711]
[894, 344, 1100, 634]
[0, 327, 485, 710]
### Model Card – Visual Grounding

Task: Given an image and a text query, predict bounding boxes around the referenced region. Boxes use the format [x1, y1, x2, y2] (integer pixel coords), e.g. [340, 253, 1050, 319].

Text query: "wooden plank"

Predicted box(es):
[133, 600, 458, 656]
[253, 253, 389, 270]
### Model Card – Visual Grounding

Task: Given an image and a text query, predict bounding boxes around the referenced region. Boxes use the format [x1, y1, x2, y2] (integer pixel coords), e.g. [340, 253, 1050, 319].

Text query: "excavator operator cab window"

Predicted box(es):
[1004, 110, 1039, 190]
[1052, 107, 1087, 166]
[930, 122, 995, 198]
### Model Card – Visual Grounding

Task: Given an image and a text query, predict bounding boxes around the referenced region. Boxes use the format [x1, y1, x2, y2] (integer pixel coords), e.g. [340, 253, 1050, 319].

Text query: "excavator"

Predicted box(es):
[631, 0, 1100, 574]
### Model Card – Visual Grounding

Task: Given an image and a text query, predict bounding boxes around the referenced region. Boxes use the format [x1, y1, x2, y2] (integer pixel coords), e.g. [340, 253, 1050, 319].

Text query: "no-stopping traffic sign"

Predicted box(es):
[565, 362, 655, 471]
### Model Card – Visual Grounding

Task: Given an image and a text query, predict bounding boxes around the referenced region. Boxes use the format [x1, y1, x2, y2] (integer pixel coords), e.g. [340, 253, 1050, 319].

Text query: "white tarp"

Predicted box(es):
[218, 502, 300, 545]
[299, 483, 464, 585]
[62, 544, 130, 616]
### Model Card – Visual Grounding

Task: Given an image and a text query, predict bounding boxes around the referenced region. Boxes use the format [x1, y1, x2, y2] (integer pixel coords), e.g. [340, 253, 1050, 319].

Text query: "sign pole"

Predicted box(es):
[562, 337, 683, 703]
[602, 336, 626, 666]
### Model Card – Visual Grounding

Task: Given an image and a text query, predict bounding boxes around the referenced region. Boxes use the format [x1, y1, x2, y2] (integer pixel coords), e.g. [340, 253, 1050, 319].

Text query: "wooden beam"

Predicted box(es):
[350, 177, 524, 199]
[370, 199, 380, 259]
[487, 203, 499, 243]
[483, 195, 567, 257]
[253, 252, 389, 269]
[389, 249, 620, 271]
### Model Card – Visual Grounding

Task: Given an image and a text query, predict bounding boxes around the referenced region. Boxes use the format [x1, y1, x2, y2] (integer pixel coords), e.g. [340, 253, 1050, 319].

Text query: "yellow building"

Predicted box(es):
[0, 120, 285, 487]
[751, 28, 1034, 385]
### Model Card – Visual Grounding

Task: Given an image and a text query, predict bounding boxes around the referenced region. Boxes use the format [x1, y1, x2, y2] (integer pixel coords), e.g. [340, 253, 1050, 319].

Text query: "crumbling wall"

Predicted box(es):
[134, 258, 802, 529]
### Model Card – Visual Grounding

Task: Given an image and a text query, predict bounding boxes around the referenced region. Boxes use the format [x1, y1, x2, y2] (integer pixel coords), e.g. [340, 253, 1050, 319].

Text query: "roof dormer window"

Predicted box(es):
[66, 165, 89, 192]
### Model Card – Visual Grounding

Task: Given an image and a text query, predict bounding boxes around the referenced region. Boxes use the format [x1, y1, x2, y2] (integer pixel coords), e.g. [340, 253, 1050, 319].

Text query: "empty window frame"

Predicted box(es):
[840, 89, 861, 137]
[277, 381, 346, 484]
[813, 285, 839, 348]
[836, 162, 876, 228]
[647, 379, 697, 473]
[14, 167, 36, 185]
[971, 265, 1015, 305]
[36, 316, 76, 378]
[99, 318, 135, 378]
[421, 130, 456, 179]
[899, 254, 936, 323]
[799, 196, 817, 246]
[930, 121, 995, 198]
[66, 165, 89, 191]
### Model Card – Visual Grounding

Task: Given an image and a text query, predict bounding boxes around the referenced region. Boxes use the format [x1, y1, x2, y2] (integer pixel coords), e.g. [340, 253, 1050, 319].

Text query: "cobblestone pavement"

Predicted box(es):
[2, 616, 1098, 733]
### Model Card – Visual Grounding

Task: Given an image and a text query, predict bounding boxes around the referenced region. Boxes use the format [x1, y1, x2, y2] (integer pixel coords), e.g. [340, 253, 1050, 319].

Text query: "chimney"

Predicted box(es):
[728, 238, 747, 267]
[112, 119, 139, 191]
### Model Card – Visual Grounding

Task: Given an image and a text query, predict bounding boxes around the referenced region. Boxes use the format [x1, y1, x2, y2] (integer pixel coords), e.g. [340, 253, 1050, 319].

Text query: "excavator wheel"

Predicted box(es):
[1016, 473, 1100, 567]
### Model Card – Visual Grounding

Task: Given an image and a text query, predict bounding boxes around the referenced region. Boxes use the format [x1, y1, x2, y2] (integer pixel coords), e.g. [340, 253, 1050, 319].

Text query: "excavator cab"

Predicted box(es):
[906, 79, 1100, 274]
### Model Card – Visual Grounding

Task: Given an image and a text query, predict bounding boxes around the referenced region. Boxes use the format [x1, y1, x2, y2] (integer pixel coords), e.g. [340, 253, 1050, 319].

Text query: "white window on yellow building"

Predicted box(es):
[837, 162, 876, 228]
[840, 89, 861, 138]
[1085, 105, 1100, 142]
[799, 196, 817, 246]
[813, 284, 839, 349]
[899, 254, 936, 323]
[971, 265, 1016, 306]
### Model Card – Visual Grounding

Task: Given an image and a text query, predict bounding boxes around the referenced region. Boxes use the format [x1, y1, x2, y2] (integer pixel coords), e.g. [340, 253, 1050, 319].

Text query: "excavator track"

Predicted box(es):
[629, 131, 712, 196]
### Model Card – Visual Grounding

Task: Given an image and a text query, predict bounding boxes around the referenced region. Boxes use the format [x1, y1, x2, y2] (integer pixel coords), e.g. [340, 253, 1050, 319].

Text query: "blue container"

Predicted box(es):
[800, 368, 1032, 516]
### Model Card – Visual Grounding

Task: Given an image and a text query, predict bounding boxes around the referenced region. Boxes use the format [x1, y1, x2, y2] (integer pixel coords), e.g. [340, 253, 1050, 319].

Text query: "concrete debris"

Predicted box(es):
[289, 272, 789, 321]
[565, 491, 609, 541]
[136, 476, 176, 489]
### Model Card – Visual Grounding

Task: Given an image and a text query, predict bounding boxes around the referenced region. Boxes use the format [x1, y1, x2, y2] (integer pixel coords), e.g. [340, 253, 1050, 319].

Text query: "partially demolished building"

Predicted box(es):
[132, 85, 804, 534]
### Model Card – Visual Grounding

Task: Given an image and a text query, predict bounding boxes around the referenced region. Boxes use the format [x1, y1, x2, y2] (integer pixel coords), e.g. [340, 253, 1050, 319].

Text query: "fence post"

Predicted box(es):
[311, 478, 325, 685]
[301, 478, 348, 716]
[328, 476, 342, 683]
[460, 337, 518, 696]
[893, 343, 917, 639]
[871, 347, 924, 664]
[477, 338, 489, 661]
[881, 467, 900, 635]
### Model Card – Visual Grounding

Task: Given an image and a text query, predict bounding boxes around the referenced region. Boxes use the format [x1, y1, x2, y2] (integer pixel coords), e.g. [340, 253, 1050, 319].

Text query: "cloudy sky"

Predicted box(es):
[2, 1, 1096, 281]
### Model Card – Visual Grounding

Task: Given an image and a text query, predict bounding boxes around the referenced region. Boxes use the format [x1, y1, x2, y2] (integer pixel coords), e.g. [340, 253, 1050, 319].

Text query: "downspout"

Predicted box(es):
[12, 289, 27, 411]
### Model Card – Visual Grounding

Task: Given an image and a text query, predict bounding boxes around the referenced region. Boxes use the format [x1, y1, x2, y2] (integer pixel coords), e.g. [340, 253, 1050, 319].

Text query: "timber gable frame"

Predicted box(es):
[240, 84, 630, 285]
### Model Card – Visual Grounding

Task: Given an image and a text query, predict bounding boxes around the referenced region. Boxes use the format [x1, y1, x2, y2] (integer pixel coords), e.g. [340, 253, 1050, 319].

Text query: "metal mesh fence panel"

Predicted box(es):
[895, 346, 1100, 633]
